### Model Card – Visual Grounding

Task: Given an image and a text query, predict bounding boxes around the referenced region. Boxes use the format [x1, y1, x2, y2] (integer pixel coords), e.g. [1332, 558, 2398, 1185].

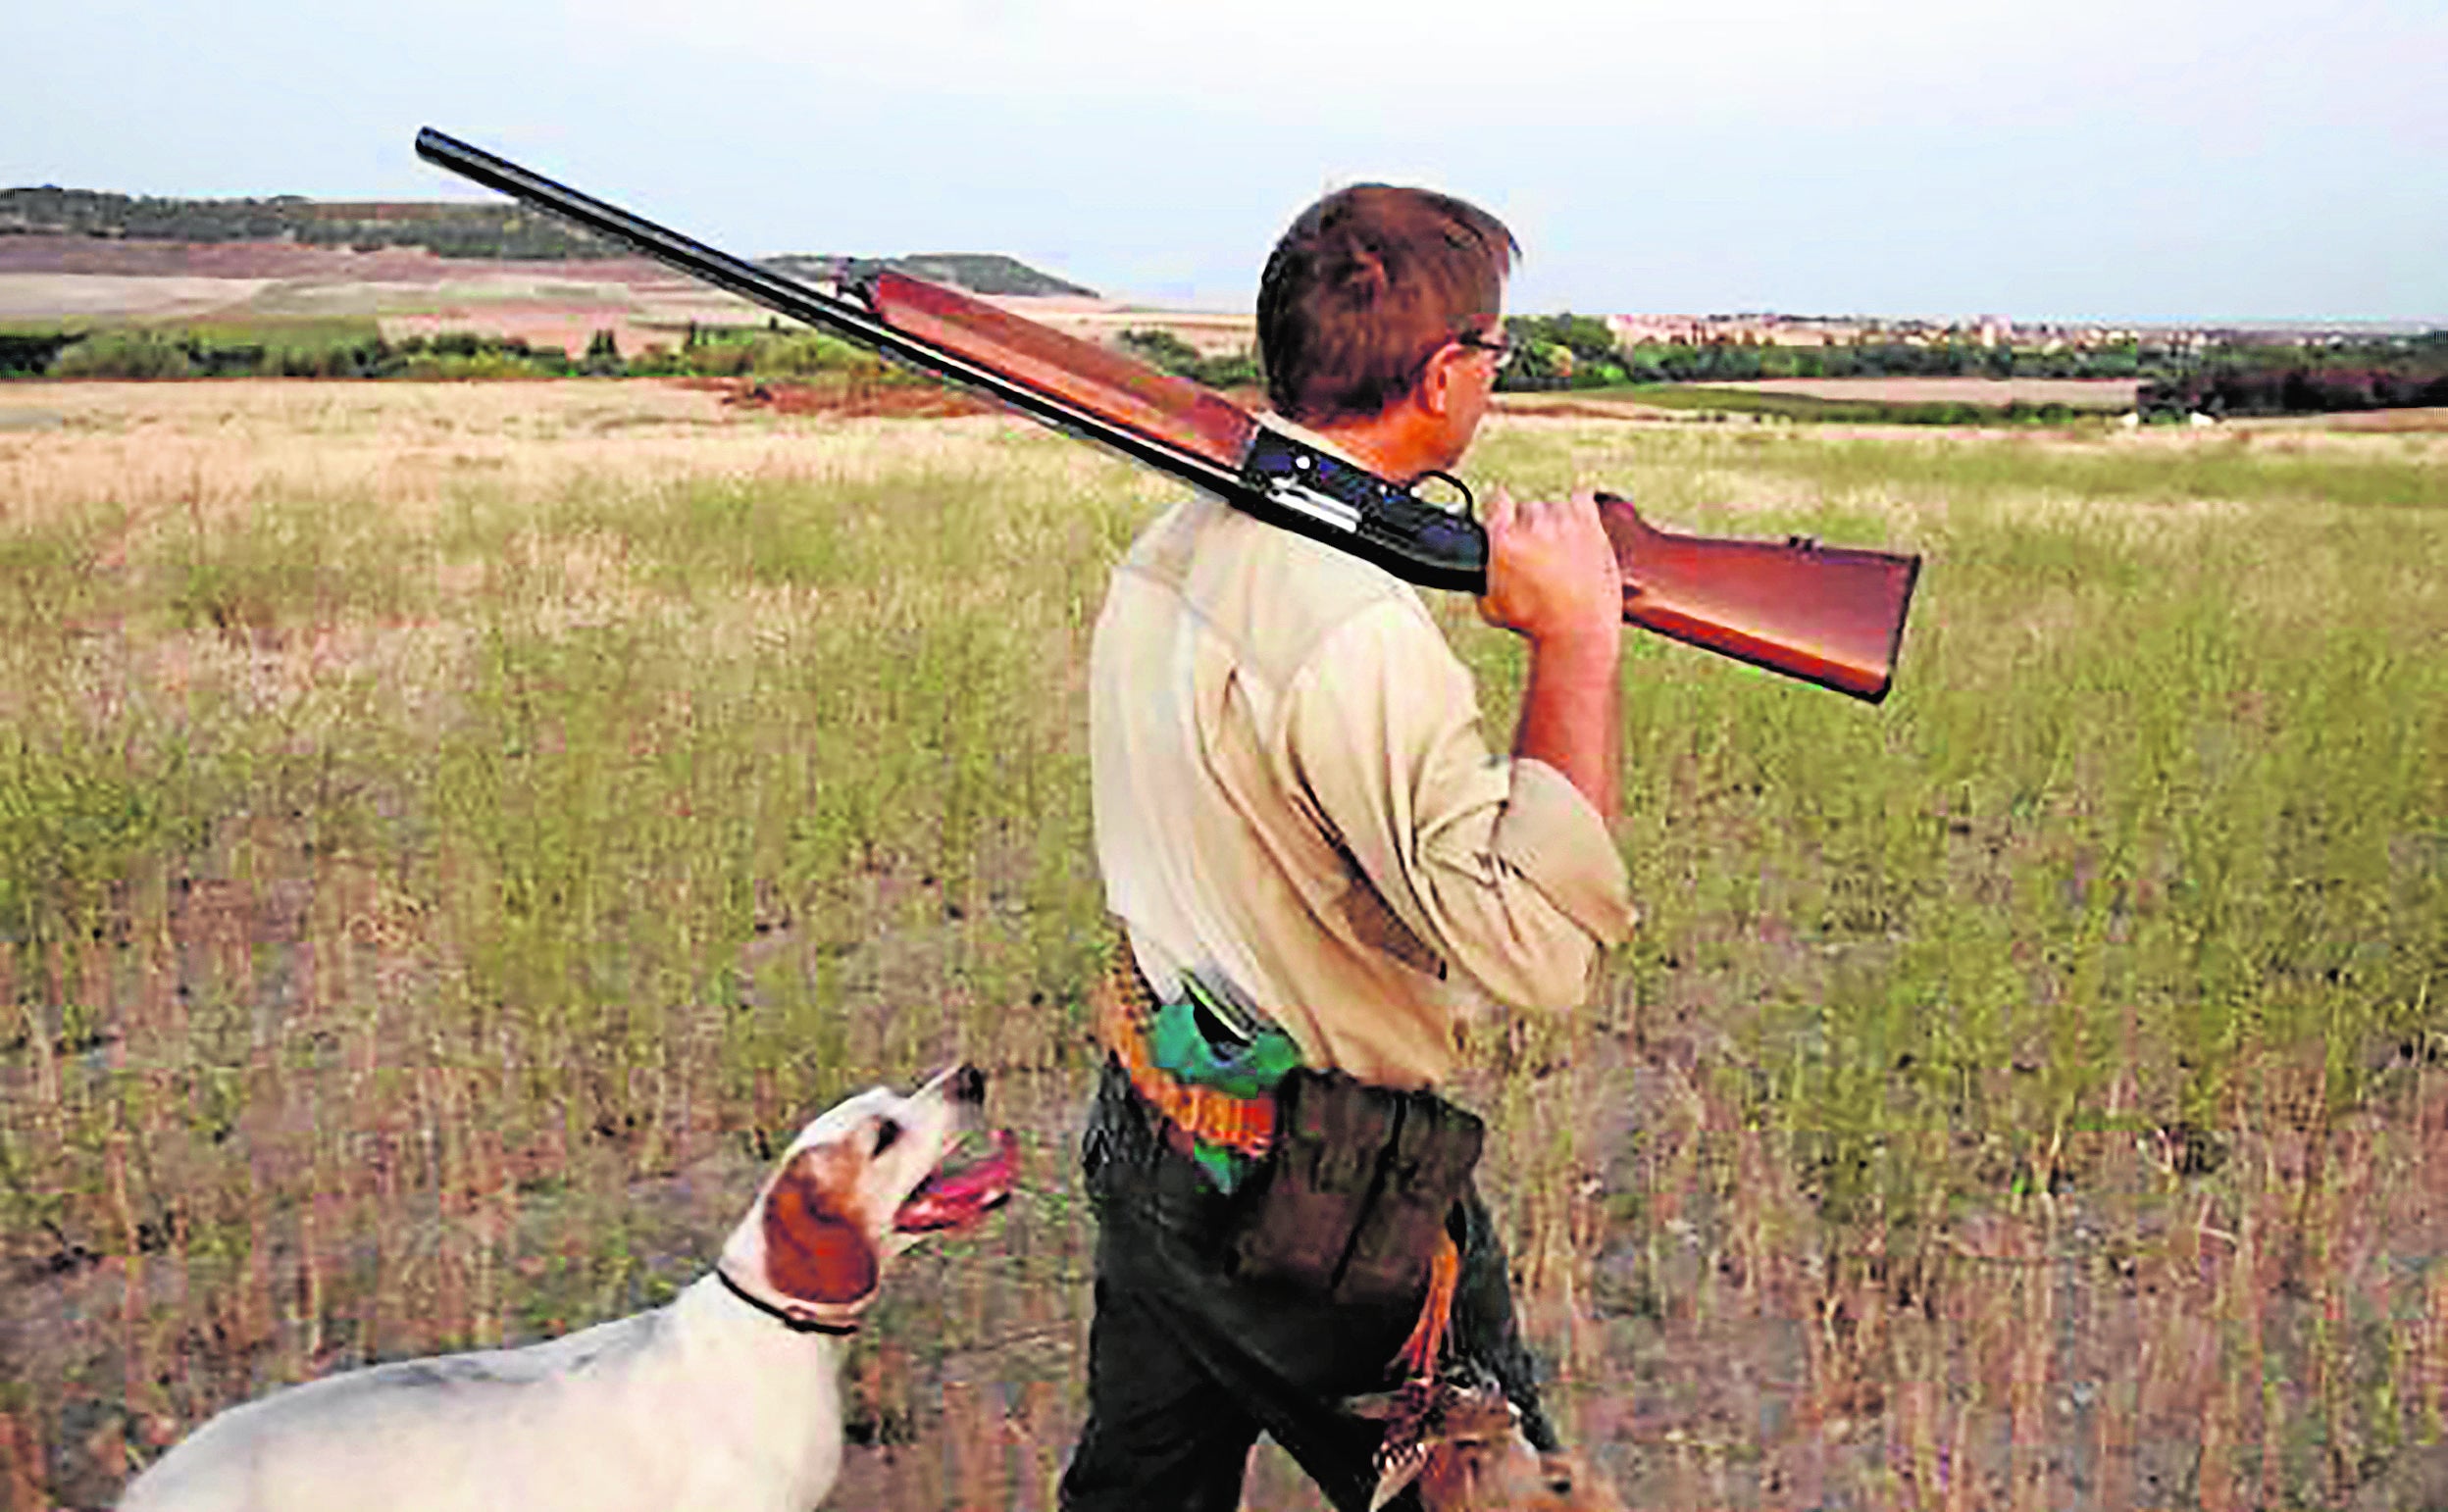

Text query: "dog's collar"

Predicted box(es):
[714, 1265, 861, 1336]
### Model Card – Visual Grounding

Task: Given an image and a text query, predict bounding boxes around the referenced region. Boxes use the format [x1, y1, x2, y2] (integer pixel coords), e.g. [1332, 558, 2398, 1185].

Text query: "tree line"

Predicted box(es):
[1481, 315, 2448, 421]
[1491, 313, 2151, 390]
[21, 308, 2445, 427]
[2137, 334, 2448, 419]
[12, 323, 928, 383]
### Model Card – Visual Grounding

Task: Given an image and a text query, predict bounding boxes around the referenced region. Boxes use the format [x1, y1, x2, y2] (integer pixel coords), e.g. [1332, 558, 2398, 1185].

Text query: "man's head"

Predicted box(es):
[1257, 184, 1519, 460]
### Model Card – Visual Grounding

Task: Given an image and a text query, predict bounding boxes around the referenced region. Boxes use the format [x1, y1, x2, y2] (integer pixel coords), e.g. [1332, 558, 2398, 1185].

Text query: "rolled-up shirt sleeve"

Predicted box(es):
[1278, 599, 1634, 1014]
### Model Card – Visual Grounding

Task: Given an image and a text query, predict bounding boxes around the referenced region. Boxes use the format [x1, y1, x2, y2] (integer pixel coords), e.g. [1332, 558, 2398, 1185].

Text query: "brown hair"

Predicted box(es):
[1256, 184, 1518, 426]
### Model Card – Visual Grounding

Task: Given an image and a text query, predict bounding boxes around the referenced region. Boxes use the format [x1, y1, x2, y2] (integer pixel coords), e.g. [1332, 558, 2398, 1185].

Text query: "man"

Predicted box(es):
[1063, 183, 1632, 1512]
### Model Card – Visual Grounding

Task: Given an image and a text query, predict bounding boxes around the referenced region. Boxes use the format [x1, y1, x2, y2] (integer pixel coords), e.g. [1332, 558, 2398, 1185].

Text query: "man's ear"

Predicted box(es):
[1415, 341, 1464, 419]
[761, 1148, 879, 1305]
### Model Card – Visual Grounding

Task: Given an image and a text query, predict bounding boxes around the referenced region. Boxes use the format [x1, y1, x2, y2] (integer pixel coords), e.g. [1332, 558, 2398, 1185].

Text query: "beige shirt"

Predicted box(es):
[1089, 462, 1635, 1090]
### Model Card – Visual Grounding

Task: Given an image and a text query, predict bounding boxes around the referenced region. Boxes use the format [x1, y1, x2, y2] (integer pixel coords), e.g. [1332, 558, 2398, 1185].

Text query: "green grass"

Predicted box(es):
[143, 316, 384, 352]
[0, 316, 383, 353]
[2, 400, 2444, 1508]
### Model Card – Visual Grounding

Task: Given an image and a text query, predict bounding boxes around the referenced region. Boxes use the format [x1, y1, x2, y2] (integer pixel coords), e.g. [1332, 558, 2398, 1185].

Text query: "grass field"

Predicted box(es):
[1702, 378, 2143, 411]
[122, 316, 384, 351]
[2, 381, 2444, 1510]
[1583, 382, 2136, 427]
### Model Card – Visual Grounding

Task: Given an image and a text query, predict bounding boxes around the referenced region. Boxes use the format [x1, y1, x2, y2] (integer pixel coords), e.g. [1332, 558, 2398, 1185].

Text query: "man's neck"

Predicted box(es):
[1306, 406, 1449, 483]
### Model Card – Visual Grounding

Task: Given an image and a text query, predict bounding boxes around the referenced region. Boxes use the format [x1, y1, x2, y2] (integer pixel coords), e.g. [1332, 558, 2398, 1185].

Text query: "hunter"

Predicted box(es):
[1062, 183, 1632, 1512]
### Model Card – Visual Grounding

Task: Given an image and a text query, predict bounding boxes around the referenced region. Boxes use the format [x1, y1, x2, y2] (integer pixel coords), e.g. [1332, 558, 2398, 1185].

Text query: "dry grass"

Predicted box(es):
[2232, 406, 2448, 435]
[1, 380, 2443, 1511]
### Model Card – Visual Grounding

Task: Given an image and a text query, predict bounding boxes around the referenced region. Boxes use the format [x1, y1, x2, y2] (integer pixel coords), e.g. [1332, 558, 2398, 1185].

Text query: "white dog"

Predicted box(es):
[119, 1065, 1015, 1512]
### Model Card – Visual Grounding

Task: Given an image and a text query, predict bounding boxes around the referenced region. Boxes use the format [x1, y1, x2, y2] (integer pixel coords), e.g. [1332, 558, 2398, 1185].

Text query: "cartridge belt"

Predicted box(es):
[1094, 948, 1281, 1159]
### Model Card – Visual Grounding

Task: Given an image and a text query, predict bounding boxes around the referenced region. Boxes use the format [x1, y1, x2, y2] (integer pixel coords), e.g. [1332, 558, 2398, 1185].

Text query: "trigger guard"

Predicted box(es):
[1412, 470, 1476, 520]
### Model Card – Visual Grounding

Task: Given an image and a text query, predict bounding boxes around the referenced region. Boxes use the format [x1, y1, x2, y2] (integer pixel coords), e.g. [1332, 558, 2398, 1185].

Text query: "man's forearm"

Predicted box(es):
[1512, 635, 1621, 819]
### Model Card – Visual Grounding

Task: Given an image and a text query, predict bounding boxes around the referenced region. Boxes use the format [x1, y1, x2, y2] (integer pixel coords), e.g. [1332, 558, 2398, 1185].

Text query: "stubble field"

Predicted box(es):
[2, 380, 2444, 1510]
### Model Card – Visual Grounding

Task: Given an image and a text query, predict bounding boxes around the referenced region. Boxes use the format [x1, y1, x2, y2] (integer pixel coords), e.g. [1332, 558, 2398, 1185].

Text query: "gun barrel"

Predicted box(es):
[412, 127, 1248, 502]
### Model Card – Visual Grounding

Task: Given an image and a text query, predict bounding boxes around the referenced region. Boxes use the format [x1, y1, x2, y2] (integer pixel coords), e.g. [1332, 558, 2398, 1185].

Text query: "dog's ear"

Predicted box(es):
[761, 1147, 878, 1305]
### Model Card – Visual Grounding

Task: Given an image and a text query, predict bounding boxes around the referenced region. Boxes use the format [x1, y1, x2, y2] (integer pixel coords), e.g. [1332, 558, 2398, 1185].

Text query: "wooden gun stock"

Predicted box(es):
[1599, 496, 1920, 703]
[416, 126, 1922, 702]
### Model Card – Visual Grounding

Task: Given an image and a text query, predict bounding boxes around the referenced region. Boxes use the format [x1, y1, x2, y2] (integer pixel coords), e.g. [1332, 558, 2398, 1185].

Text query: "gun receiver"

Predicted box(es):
[415, 126, 1921, 702]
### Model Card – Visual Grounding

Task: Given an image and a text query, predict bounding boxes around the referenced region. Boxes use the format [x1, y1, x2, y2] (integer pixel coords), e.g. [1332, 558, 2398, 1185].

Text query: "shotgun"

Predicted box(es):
[415, 127, 1921, 702]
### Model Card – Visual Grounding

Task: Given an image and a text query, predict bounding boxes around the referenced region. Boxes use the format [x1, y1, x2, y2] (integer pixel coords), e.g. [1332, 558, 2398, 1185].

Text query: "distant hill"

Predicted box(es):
[762, 252, 1096, 299]
[1, 186, 624, 260]
[0, 187, 1096, 295]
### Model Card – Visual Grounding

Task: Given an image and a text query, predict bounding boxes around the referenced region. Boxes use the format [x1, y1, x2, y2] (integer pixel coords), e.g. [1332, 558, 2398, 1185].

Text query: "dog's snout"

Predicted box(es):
[949, 1064, 986, 1105]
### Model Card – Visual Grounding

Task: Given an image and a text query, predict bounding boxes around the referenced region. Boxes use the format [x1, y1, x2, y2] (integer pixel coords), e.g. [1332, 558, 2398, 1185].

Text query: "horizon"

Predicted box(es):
[6, 187, 2441, 335]
[6, 0, 2443, 328]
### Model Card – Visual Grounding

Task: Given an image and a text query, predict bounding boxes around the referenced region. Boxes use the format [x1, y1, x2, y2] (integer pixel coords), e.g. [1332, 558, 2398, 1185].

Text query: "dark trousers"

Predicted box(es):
[1058, 1061, 1554, 1512]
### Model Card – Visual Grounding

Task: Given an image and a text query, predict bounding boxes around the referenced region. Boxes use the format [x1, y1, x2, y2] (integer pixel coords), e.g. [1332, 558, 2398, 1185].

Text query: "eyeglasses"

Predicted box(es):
[1452, 330, 1516, 372]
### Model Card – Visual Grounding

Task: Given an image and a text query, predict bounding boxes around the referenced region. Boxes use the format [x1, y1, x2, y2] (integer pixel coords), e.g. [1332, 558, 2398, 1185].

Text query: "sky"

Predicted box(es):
[7, 0, 2443, 325]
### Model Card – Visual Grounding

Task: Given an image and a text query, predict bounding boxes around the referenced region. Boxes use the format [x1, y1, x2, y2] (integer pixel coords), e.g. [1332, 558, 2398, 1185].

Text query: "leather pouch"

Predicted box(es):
[1229, 1068, 1484, 1305]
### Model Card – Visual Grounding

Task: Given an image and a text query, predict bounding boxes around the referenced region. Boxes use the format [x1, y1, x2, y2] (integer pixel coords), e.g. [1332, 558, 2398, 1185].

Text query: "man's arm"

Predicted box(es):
[1279, 596, 1631, 1017]
[1478, 485, 1622, 820]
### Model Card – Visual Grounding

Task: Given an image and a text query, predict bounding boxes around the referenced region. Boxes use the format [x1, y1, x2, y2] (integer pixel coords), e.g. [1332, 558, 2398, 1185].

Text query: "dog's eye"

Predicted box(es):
[872, 1119, 902, 1156]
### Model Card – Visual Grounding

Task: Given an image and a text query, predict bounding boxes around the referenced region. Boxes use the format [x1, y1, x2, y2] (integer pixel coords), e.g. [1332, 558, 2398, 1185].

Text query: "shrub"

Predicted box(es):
[49, 329, 196, 379]
[1115, 328, 1262, 389]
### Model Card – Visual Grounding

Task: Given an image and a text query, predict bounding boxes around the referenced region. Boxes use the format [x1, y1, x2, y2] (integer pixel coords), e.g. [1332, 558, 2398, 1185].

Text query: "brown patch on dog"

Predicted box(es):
[760, 1148, 878, 1305]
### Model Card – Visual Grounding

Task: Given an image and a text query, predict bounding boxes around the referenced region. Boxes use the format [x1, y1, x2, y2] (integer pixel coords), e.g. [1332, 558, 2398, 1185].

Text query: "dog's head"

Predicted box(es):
[718, 1064, 1016, 1332]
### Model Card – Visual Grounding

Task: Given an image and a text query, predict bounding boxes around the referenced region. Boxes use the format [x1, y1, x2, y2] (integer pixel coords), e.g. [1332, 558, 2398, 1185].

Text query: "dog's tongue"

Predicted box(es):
[894, 1130, 1019, 1233]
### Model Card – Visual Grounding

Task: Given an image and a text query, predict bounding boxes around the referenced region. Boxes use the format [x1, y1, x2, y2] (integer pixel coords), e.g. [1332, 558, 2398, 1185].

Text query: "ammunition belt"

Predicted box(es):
[1094, 948, 1278, 1158]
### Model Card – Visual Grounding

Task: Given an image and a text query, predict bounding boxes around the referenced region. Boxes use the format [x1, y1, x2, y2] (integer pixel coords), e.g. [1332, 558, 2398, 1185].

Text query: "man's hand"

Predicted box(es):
[1476, 485, 1622, 654]
[1477, 484, 1623, 819]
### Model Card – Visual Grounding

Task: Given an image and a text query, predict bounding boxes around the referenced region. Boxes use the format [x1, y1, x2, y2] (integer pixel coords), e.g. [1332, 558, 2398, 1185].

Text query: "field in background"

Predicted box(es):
[2, 383, 2445, 1510]
[1592, 382, 2135, 427]
[0, 236, 1248, 364]
[1694, 378, 2142, 410]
